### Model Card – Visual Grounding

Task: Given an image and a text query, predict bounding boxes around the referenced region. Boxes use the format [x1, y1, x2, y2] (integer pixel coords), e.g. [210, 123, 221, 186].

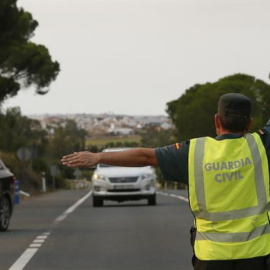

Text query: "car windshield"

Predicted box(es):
[99, 163, 119, 168]
[98, 164, 150, 170]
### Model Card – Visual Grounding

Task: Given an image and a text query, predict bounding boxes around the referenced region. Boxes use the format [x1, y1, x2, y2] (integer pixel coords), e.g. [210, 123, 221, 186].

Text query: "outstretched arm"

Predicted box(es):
[61, 148, 158, 168]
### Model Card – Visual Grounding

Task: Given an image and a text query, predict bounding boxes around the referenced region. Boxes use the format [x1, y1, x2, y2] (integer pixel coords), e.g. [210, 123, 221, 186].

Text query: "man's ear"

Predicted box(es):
[245, 117, 253, 133]
[215, 114, 221, 135]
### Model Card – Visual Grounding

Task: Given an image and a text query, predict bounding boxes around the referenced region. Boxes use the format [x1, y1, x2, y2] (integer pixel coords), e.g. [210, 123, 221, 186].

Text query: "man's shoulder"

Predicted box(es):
[253, 119, 270, 142]
[155, 140, 190, 156]
[262, 119, 270, 134]
[252, 120, 270, 157]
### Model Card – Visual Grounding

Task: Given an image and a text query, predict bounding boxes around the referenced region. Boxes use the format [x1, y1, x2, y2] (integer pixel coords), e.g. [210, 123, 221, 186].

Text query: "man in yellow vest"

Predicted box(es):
[61, 93, 270, 270]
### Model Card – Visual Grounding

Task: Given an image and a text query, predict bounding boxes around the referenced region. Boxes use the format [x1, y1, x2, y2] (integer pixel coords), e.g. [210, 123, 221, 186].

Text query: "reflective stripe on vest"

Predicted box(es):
[196, 223, 270, 242]
[189, 133, 270, 260]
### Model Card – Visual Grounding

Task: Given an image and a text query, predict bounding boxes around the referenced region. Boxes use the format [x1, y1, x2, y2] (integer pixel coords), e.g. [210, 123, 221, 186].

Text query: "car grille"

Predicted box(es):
[108, 177, 138, 183]
[108, 189, 140, 193]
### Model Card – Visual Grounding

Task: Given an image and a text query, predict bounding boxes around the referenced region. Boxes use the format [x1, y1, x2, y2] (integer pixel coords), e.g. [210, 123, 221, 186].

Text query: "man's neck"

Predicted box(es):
[217, 129, 246, 136]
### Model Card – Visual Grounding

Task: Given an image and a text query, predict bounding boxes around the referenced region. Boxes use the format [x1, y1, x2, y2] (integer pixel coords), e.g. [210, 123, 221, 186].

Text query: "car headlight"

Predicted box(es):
[140, 174, 153, 181]
[92, 173, 107, 181]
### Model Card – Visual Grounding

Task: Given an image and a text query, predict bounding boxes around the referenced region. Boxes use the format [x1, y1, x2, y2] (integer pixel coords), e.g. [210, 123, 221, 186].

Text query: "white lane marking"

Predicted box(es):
[9, 248, 38, 270]
[157, 191, 189, 202]
[33, 239, 45, 243]
[175, 195, 189, 202]
[54, 190, 92, 224]
[64, 190, 93, 214]
[8, 231, 51, 270]
[169, 194, 178, 198]
[9, 190, 92, 270]
[37, 236, 48, 239]
[54, 214, 67, 223]
[29, 244, 42, 248]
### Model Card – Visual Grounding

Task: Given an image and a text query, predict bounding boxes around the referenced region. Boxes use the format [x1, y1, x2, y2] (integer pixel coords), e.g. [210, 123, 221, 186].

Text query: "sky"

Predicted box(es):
[3, 0, 270, 116]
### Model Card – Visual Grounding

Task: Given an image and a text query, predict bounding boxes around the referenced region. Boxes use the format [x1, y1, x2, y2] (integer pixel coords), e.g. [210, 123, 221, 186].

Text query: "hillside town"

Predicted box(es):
[29, 113, 173, 136]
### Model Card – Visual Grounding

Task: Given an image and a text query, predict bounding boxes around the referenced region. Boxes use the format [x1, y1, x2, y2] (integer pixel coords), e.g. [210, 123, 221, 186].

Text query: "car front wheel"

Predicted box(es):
[148, 194, 156, 206]
[93, 195, 103, 207]
[0, 196, 11, 231]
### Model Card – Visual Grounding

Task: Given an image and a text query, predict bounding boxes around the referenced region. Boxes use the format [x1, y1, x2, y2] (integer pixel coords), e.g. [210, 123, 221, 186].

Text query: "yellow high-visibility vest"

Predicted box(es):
[189, 133, 270, 260]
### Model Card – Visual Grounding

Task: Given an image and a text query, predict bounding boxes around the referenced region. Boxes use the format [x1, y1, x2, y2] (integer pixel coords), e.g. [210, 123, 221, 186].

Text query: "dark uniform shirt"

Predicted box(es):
[155, 119, 270, 186]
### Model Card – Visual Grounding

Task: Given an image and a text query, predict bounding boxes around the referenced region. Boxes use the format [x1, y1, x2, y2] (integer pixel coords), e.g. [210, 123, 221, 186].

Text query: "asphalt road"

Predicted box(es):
[0, 188, 194, 270]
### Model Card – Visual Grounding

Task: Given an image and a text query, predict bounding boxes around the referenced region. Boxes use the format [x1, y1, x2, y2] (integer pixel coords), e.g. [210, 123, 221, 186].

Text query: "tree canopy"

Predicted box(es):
[166, 74, 270, 140]
[0, 0, 60, 102]
[48, 120, 87, 159]
[0, 108, 89, 188]
[0, 107, 47, 152]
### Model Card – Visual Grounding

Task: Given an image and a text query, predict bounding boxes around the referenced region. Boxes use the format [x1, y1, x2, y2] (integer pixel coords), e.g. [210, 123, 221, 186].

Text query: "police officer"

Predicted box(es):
[61, 93, 270, 270]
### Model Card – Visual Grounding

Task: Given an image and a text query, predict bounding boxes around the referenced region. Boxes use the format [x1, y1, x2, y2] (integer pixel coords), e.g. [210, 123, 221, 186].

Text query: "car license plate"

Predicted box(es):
[114, 185, 134, 190]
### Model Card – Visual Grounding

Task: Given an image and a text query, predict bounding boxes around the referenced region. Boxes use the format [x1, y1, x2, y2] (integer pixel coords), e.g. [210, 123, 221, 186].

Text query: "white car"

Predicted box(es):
[92, 148, 157, 207]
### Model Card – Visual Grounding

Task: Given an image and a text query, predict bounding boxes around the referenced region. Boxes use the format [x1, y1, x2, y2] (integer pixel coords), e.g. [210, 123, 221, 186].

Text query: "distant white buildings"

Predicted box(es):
[28, 113, 174, 136]
[108, 125, 134, 136]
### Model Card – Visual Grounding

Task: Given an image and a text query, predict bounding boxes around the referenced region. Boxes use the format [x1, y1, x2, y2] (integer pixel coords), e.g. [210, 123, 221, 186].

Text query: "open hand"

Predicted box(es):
[61, 151, 98, 168]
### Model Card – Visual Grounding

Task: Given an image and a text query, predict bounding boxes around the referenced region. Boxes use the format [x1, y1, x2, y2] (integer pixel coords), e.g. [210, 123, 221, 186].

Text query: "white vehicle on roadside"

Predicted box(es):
[92, 148, 157, 207]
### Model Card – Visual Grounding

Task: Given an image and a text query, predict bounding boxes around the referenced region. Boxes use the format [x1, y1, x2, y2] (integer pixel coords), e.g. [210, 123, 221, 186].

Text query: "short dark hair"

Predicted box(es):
[217, 93, 251, 132]
[218, 114, 250, 132]
[218, 93, 251, 119]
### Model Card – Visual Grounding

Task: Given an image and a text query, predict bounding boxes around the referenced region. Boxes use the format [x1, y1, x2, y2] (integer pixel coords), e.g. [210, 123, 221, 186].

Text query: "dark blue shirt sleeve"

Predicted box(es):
[155, 141, 189, 185]
[261, 119, 270, 170]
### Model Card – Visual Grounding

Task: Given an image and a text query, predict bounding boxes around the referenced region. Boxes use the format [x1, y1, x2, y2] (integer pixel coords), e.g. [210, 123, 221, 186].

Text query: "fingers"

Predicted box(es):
[63, 161, 82, 168]
[62, 158, 82, 166]
[61, 151, 94, 168]
[61, 152, 80, 166]
[62, 152, 79, 160]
